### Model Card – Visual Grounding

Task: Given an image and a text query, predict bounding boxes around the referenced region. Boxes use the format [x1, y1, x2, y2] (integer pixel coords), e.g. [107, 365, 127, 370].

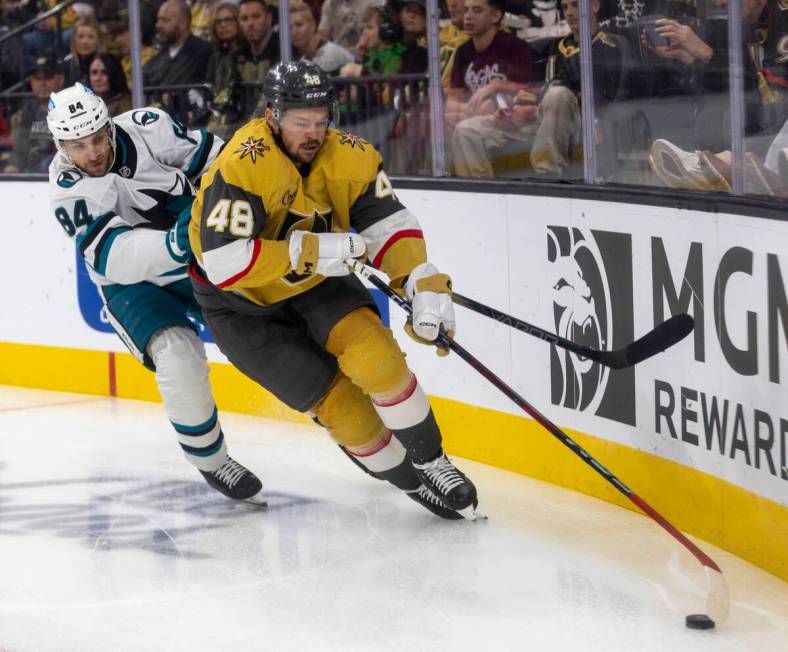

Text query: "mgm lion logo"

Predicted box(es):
[547, 226, 636, 426]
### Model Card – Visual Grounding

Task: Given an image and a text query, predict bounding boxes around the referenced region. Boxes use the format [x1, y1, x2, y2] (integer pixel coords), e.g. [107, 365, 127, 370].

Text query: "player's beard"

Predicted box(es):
[80, 146, 115, 177]
[296, 138, 321, 164]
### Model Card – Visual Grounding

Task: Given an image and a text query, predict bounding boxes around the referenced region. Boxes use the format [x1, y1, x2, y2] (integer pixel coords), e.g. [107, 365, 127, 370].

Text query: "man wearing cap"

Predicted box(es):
[4, 53, 65, 173]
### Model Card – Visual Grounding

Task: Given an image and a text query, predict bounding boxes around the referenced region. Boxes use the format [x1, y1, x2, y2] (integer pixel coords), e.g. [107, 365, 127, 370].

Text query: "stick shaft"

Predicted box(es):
[354, 261, 720, 573]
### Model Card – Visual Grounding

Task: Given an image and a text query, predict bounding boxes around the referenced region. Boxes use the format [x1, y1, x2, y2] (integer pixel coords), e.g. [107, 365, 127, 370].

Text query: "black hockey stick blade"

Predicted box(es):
[452, 291, 693, 370]
[619, 313, 695, 368]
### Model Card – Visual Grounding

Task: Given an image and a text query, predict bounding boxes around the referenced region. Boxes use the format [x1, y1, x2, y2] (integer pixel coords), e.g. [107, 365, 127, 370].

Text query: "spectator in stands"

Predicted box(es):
[290, 1, 355, 75]
[22, 0, 76, 70]
[439, 0, 470, 93]
[642, 0, 782, 155]
[397, 0, 428, 45]
[343, 4, 427, 76]
[235, 0, 280, 122]
[318, 0, 377, 52]
[451, 0, 623, 177]
[65, 15, 102, 86]
[445, 0, 535, 130]
[0, 0, 28, 90]
[191, 0, 223, 40]
[88, 52, 131, 116]
[143, 0, 212, 125]
[204, 1, 244, 139]
[3, 52, 64, 173]
[109, 13, 158, 89]
[649, 115, 788, 197]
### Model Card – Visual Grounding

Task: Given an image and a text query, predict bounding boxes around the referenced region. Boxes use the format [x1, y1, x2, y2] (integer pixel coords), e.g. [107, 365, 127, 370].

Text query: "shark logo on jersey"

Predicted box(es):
[131, 110, 160, 127]
[235, 136, 270, 164]
[56, 169, 83, 188]
[547, 226, 636, 426]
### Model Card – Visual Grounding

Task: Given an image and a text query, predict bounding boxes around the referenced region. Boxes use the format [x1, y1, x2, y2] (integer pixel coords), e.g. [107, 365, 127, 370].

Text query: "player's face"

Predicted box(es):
[272, 107, 330, 165]
[63, 127, 114, 177]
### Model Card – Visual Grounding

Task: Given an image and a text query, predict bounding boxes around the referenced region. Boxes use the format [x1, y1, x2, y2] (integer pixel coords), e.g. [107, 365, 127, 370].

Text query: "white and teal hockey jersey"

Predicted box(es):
[49, 108, 223, 287]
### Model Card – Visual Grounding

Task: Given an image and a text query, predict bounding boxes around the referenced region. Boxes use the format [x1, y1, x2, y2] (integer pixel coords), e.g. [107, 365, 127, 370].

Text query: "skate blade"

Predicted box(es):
[242, 490, 268, 507]
[458, 504, 487, 521]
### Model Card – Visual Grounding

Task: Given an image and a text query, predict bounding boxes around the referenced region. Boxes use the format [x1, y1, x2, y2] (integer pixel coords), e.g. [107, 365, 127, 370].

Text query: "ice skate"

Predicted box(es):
[406, 483, 484, 520]
[200, 456, 266, 505]
[412, 449, 478, 513]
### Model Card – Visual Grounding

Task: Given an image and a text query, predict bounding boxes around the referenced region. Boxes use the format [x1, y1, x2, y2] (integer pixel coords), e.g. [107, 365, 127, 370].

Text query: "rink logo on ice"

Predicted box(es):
[547, 227, 636, 426]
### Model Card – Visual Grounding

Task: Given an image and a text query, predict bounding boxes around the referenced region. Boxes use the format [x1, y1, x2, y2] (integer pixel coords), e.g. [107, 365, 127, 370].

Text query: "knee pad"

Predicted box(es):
[310, 372, 384, 449]
[326, 307, 410, 396]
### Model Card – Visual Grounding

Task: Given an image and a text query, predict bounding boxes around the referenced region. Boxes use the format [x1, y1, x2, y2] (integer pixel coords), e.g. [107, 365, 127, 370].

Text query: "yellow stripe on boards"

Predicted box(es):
[0, 341, 109, 396]
[0, 341, 784, 581]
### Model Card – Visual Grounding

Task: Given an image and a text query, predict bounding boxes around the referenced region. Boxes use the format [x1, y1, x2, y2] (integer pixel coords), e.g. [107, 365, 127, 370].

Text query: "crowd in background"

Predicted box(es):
[0, 0, 786, 196]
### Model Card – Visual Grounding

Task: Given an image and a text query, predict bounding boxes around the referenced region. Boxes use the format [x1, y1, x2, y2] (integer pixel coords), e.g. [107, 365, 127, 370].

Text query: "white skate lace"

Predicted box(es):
[213, 458, 246, 488]
[412, 484, 446, 506]
[417, 455, 465, 494]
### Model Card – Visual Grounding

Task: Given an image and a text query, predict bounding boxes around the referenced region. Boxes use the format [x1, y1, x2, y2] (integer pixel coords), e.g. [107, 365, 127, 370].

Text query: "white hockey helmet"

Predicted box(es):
[47, 82, 115, 159]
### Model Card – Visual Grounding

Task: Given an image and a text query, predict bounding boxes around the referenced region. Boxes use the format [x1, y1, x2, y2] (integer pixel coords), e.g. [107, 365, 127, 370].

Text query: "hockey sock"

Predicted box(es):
[149, 326, 227, 472]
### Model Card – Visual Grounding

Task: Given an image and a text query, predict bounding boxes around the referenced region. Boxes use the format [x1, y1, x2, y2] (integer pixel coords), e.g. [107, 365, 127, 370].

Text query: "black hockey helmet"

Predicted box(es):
[262, 60, 339, 124]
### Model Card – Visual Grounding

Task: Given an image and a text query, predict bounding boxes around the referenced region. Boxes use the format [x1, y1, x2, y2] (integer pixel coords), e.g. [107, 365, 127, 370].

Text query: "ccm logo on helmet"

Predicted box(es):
[305, 91, 328, 99]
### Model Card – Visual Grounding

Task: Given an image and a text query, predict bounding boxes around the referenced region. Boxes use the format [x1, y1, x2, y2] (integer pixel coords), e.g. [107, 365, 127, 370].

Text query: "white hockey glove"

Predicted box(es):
[404, 262, 456, 357]
[288, 230, 366, 277]
[166, 208, 192, 264]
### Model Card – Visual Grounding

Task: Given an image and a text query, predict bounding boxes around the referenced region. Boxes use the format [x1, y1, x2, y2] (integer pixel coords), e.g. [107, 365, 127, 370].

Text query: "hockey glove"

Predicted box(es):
[166, 208, 192, 264]
[403, 262, 456, 357]
[288, 230, 366, 277]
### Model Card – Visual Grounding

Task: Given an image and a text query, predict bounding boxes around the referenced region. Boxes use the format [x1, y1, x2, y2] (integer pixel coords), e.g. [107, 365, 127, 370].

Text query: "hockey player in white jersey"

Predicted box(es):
[47, 83, 264, 504]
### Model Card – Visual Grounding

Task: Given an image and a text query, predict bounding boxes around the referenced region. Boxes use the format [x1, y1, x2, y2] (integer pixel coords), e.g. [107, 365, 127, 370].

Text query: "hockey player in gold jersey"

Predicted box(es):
[189, 60, 480, 519]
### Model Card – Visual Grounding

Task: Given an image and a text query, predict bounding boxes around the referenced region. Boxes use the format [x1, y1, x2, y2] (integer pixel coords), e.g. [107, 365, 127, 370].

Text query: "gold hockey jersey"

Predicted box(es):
[190, 119, 427, 307]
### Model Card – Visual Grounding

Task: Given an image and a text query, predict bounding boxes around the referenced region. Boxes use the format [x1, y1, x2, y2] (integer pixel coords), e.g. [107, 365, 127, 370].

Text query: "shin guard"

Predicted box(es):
[325, 309, 443, 463]
[149, 326, 227, 472]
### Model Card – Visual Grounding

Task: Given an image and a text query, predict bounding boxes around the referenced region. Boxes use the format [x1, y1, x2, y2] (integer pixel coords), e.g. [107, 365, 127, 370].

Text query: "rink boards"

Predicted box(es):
[1, 180, 786, 581]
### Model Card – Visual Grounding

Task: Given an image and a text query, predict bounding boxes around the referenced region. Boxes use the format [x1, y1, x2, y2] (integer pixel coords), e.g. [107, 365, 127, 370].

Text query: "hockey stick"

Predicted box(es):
[451, 291, 695, 370]
[348, 259, 729, 626]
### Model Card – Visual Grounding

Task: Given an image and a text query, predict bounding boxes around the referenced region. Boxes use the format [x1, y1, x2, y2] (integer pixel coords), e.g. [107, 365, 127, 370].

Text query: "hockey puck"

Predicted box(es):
[685, 614, 715, 630]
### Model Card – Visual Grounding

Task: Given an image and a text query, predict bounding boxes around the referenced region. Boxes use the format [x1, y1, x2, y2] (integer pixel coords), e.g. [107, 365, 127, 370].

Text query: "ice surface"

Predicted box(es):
[0, 386, 786, 652]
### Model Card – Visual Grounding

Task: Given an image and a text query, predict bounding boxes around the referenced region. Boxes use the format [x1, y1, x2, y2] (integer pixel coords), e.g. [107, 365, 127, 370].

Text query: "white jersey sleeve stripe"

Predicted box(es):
[202, 238, 261, 288]
[359, 208, 422, 266]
